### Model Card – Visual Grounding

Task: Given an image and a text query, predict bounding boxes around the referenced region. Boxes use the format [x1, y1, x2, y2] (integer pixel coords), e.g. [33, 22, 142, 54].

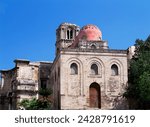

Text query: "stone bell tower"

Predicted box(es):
[55, 23, 80, 55]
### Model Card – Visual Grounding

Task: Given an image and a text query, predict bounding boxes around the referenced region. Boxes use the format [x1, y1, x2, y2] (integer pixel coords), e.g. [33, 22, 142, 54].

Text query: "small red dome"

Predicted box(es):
[72, 24, 102, 47]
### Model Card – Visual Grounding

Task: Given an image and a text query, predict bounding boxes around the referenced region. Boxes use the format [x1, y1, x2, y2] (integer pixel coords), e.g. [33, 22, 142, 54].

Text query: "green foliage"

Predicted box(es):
[19, 98, 40, 110]
[138, 72, 150, 101]
[39, 88, 52, 99]
[124, 35, 150, 109]
[18, 88, 52, 110]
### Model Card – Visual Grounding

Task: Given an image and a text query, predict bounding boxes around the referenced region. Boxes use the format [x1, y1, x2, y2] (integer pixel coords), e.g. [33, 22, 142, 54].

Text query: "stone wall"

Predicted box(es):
[59, 50, 128, 109]
[0, 69, 16, 109]
[0, 60, 52, 109]
[50, 55, 61, 109]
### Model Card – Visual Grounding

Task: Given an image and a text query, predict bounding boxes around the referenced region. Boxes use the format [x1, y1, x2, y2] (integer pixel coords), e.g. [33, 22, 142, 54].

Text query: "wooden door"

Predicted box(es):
[89, 83, 101, 108]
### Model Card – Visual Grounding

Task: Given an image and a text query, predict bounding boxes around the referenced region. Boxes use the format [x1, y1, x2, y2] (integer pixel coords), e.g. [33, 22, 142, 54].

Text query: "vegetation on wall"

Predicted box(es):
[18, 88, 52, 110]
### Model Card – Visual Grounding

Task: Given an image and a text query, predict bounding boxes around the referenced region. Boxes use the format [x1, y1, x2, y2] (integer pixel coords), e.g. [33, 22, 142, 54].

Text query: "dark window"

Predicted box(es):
[67, 29, 73, 39]
[91, 64, 98, 75]
[111, 64, 118, 76]
[70, 63, 78, 75]
[70, 30, 73, 39]
[41, 80, 47, 89]
[91, 44, 96, 49]
[67, 30, 70, 39]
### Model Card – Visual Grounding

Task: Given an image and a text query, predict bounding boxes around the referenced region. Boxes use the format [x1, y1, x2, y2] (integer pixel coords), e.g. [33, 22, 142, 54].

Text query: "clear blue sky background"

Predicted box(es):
[0, 0, 150, 70]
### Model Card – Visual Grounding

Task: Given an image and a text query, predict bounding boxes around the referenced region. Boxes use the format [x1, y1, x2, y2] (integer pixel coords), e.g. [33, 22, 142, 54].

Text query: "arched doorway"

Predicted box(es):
[89, 83, 101, 108]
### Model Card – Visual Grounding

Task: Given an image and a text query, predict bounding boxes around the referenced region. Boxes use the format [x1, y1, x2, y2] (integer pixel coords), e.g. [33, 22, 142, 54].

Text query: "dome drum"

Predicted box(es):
[71, 24, 104, 48]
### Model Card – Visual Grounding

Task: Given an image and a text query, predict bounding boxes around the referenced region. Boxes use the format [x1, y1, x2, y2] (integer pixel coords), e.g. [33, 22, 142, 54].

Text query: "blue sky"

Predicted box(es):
[0, 0, 150, 70]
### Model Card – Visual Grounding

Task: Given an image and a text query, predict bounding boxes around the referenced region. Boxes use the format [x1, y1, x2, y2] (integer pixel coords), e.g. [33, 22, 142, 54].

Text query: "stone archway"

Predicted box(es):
[89, 82, 101, 108]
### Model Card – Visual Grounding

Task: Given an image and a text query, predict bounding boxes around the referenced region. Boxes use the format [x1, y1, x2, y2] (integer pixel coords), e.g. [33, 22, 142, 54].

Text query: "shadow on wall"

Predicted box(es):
[127, 99, 150, 110]
[112, 96, 129, 110]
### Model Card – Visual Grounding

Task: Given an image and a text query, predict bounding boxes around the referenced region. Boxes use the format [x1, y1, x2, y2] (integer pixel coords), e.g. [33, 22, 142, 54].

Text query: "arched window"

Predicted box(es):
[91, 44, 96, 49]
[67, 29, 73, 39]
[91, 64, 98, 75]
[111, 64, 118, 76]
[70, 30, 73, 39]
[70, 63, 78, 75]
[67, 30, 70, 39]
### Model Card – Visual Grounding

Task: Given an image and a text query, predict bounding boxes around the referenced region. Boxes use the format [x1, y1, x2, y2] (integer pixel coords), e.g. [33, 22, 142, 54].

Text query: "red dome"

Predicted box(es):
[72, 24, 102, 47]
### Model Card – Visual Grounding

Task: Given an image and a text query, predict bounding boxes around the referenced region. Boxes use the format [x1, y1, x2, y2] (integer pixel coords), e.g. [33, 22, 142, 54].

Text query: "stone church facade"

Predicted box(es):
[0, 23, 134, 110]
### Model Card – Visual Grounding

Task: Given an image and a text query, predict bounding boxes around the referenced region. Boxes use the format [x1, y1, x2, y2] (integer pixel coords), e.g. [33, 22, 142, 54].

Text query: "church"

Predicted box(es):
[0, 23, 135, 110]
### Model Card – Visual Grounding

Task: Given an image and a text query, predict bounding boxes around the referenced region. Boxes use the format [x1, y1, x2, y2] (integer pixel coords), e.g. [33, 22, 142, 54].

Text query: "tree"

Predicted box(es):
[18, 88, 52, 110]
[124, 35, 150, 109]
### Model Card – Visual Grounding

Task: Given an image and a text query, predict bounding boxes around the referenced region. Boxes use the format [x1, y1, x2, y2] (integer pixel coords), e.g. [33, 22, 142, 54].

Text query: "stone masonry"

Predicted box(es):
[0, 59, 52, 109]
[0, 23, 135, 110]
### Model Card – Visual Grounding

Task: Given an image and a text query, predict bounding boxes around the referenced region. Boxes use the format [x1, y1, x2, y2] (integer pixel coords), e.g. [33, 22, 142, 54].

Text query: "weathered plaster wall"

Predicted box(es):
[59, 50, 128, 109]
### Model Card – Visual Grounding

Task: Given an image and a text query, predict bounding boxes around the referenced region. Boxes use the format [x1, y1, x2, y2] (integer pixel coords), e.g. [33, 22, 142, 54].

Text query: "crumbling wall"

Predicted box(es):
[16, 65, 39, 103]
[0, 69, 16, 109]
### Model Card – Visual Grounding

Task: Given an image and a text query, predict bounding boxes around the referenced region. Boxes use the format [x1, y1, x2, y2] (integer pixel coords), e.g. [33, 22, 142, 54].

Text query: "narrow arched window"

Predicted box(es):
[70, 30, 73, 39]
[70, 63, 78, 75]
[91, 64, 98, 75]
[91, 44, 96, 49]
[111, 64, 118, 76]
[67, 29, 73, 39]
[67, 30, 70, 39]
